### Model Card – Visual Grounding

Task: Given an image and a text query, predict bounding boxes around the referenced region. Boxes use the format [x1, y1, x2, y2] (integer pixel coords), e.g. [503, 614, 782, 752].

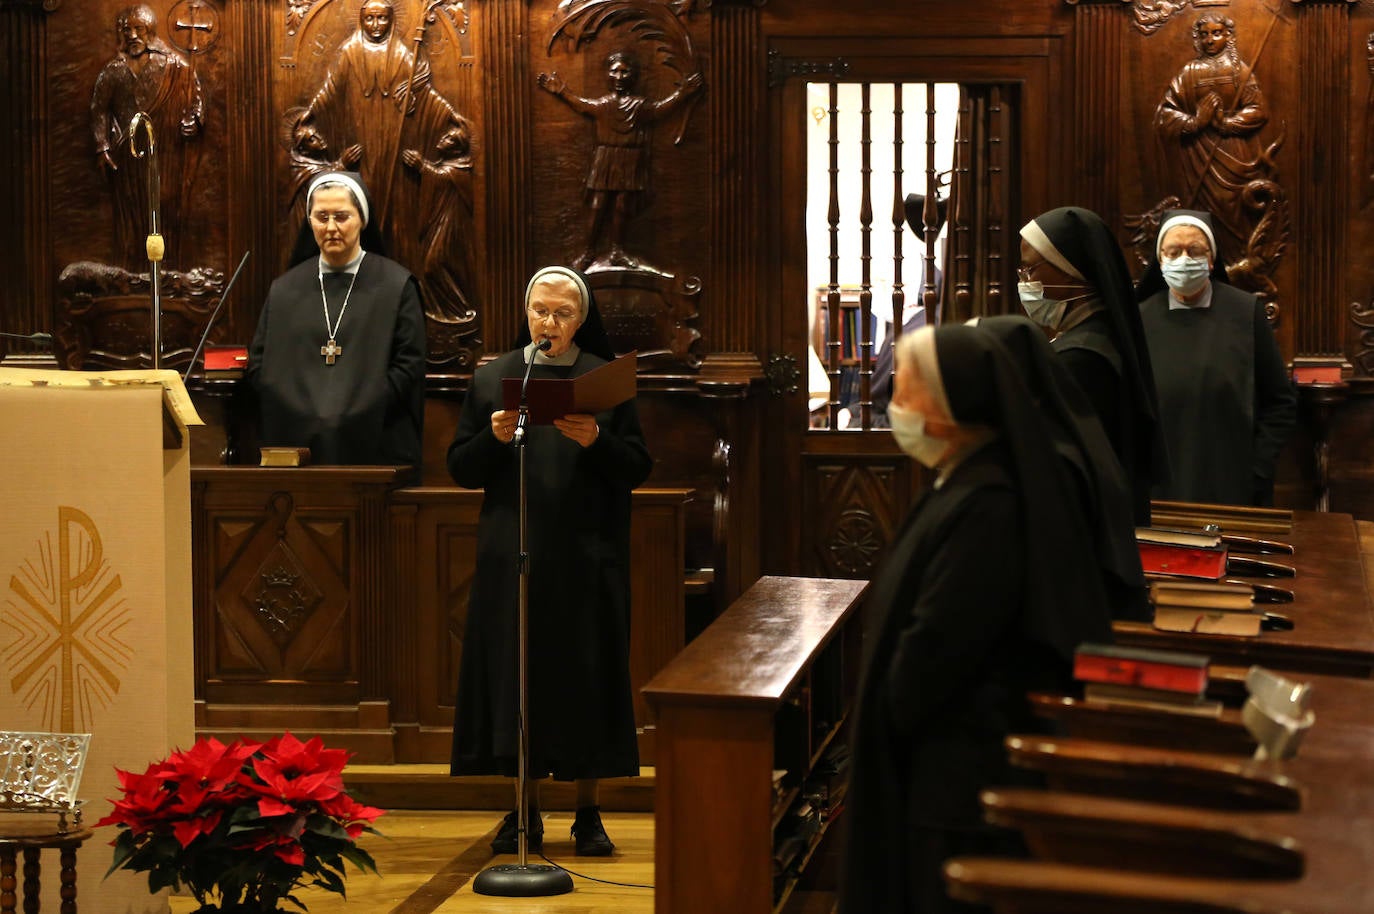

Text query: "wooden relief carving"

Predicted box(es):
[585, 267, 704, 367]
[539, 0, 705, 272]
[807, 463, 902, 578]
[90, 3, 206, 271]
[1349, 295, 1374, 374]
[54, 261, 224, 369]
[1129, 1, 1191, 36]
[250, 550, 322, 649]
[285, 0, 479, 369]
[1134, 11, 1290, 306]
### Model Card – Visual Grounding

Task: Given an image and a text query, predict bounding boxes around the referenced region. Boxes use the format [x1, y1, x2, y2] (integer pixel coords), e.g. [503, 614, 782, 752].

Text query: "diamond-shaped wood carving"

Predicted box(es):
[244, 543, 323, 650]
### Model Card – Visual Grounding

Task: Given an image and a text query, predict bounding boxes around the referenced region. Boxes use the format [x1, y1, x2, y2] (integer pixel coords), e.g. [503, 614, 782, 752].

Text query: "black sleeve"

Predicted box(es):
[1250, 303, 1296, 482]
[446, 365, 509, 488]
[585, 396, 654, 490]
[245, 291, 272, 393]
[883, 486, 1023, 737]
[1057, 347, 1121, 441]
[387, 277, 426, 411]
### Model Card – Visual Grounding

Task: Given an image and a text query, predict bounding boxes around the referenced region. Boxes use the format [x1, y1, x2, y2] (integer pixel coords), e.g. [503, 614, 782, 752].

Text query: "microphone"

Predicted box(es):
[514, 338, 553, 442]
[184, 250, 251, 383]
[0, 331, 54, 345]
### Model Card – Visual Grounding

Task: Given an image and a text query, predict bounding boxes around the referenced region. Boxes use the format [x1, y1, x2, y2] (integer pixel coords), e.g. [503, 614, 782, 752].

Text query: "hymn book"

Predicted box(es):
[259, 447, 311, 467]
[501, 351, 637, 425]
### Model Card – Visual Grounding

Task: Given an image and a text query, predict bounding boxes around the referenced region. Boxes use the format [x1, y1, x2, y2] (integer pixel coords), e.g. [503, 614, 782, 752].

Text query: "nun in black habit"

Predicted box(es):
[447, 266, 652, 857]
[247, 171, 426, 467]
[1136, 209, 1296, 506]
[973, 314, 1150, 622]
[1018, 206, 1168, 525]
[838, 324, 1113, 914]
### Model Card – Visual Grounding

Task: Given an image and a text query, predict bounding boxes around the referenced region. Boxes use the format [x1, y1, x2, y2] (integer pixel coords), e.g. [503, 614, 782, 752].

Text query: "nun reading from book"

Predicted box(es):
[447, 266, 652, 857]
[839, 323, 1113, 914]
[246, 171, 426, 467]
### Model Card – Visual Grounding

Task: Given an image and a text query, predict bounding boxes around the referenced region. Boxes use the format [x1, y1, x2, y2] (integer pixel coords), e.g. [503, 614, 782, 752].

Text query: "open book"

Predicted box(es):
[501, 352, 637, 425]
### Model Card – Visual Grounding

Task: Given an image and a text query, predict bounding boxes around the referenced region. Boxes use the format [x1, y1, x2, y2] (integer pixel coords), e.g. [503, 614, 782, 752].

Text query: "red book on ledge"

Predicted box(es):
[204, 345, 248, 373]
[1138, 542, 1227, 580]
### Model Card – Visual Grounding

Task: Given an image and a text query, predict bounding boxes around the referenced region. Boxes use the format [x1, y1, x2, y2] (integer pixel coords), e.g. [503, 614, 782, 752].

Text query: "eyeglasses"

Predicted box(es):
[1017, 263, 1085, 291]
[310, 211, 355, 227]
[1160, 244, 1211, 260]
[527, 306, 579, 324]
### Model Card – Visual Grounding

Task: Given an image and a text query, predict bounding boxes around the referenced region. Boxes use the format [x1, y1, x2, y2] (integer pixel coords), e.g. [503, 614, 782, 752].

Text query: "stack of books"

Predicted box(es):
[1151, 579, 1260, 636]
[1136, 527, 1227, 579]
[1073, 642, 1221, 717]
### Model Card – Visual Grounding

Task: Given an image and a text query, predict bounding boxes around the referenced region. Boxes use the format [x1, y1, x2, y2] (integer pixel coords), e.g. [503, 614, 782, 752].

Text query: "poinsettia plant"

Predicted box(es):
[96, 732, 385, 912]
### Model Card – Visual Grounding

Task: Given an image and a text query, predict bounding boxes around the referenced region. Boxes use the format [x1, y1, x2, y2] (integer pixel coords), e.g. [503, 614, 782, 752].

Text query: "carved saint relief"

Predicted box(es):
[1148, 12, 1289, 300]
[538, 52, 703, 271]
[292, 0, 477, 353]
[89, 3, 205, 270]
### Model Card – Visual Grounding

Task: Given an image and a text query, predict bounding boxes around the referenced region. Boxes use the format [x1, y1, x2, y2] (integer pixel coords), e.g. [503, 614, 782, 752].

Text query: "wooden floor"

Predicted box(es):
[167, 782, 656, 913]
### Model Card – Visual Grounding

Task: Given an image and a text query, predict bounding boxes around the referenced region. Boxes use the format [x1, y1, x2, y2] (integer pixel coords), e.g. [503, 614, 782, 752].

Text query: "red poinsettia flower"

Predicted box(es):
[98, 732, 384, 909]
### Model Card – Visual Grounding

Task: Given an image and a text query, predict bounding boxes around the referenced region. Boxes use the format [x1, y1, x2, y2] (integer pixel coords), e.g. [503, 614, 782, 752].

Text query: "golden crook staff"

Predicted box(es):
[129, 111, 164, 370]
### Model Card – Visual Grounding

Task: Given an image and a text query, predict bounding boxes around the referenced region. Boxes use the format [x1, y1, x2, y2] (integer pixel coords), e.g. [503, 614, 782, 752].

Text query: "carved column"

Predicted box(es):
[478, 0, 532, 354]
[1070, 0, 1125, 232]
[0, 1, 56, 344]
[227, 0, 279, 338]
[1295, 0, 1353, 356]
[706, 0, 764, 369]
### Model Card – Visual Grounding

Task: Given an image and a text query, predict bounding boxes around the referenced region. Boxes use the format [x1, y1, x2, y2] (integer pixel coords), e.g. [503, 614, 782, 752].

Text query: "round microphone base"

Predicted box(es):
[472, 862, 574, 897]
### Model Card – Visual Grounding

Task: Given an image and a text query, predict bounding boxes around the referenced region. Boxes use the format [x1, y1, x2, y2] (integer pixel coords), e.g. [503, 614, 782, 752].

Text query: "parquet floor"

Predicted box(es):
[167, 809, 656, 914]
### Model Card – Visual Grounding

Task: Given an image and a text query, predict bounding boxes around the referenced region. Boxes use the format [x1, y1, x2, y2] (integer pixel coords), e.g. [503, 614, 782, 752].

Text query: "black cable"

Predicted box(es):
[535, 852, 654, 890]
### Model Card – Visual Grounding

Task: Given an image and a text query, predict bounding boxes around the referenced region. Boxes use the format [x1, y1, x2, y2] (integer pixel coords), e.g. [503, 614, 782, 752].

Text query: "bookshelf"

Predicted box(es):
[643, 575, 867, 914]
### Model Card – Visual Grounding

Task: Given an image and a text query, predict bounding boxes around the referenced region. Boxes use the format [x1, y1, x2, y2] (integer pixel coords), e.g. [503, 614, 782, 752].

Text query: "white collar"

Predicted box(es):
[524, 341, 581, 366]
[1168, 281, 1213, 311]
[319, 249, 365, 276]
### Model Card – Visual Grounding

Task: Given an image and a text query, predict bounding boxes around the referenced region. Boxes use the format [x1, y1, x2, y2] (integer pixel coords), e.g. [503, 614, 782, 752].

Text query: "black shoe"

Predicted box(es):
[490, 809, 543, 855]
[571, 804, 614, 856]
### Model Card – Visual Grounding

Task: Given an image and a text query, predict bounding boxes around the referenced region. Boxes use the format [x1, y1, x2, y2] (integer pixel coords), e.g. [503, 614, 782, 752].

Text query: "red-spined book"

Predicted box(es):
[1138, 542, 1227, 579]
[1073, 642, 1209, 695]
[204, 345, 248, 373]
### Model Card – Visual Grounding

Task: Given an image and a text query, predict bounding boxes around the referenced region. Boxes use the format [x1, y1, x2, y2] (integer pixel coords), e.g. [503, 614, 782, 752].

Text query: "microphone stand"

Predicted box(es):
[473, 338, 572, 898]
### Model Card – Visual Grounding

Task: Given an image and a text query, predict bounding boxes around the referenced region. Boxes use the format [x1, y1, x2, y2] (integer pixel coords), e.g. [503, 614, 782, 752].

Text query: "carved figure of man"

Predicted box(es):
[402, 116, 476, 323]
[538, 52, 703, 269]
[89, 3, 204, 268]
[1154, 13, 1269, 261]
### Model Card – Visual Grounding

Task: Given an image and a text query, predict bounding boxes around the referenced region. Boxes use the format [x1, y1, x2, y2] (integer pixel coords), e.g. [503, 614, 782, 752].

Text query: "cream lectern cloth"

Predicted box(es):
[0, 368, 200, 914]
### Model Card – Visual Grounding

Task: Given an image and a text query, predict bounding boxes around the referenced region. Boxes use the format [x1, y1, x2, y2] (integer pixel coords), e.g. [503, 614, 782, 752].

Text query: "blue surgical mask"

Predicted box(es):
[888, 402, 949, 468]
[1017, 281, 1068, 329]
[1161, 255, 1211, 297]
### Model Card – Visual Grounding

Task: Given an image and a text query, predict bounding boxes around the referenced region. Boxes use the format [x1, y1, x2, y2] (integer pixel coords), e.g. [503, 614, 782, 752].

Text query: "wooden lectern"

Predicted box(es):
[0, 369, 200, 913]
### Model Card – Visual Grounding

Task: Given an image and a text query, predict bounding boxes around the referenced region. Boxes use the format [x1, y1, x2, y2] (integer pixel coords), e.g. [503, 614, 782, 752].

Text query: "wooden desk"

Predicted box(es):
[1033, 668, 1374, 760]
[644, 575, 868, 914]
[1116, 510, 1374, 677]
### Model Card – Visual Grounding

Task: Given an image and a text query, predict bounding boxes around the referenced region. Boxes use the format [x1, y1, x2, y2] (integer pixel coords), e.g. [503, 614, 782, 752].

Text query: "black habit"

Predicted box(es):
[247, 253, 426, 467]
[1023, 206, 1167, 525]
[839, 325, 1113, 914]
[1140, 282, 1296, 506]
[447, 347, 652, 780]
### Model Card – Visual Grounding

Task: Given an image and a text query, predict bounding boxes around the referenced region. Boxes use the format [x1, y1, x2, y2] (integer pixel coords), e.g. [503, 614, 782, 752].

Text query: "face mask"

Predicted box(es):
[1161, 255, 1211, 297]
[1017, 281, 1068, 329]
[888, 402, 950, 468]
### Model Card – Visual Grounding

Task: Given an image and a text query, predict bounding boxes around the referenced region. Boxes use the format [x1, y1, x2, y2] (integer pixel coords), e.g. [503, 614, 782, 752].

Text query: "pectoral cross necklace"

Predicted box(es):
[318, 251, 365, 365]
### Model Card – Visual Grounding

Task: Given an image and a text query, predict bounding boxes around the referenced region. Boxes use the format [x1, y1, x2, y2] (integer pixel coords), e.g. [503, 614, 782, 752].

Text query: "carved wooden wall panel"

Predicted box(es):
[1294, 0, 1350, 356]
[800, 458, 912, 579]
[1071, 1, 1124, 229]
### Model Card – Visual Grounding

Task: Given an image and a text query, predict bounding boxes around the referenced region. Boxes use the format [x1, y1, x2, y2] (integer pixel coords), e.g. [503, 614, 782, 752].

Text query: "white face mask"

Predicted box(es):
[888, 402, 950, 468]
[1017, 281, 1067, 329]
[1161, 255, 1211, 297]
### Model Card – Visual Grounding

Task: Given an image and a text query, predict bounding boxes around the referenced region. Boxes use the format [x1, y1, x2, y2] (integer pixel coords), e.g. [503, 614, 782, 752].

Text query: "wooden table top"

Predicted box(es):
[1115, 510, 1374, 677]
